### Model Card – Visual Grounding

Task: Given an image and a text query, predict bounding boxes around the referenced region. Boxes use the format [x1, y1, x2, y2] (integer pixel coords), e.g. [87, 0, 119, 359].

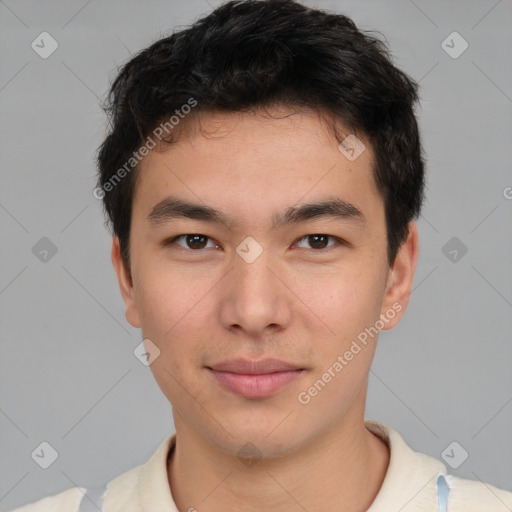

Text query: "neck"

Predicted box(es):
[167, 410, 390, 512]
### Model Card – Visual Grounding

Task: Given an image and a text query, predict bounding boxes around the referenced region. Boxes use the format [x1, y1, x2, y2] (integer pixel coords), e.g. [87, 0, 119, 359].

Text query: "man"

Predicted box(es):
[11, 0, 512, 510]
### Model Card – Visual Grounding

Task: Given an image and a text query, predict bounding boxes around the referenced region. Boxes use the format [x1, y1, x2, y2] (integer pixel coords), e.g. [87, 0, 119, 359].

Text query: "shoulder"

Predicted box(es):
[7, 463, 143, 512]
[7, 434, 175, 512]
[364, 420, 512, 511]
[7, 486, 85, 512]
[446, 474, 512, 512]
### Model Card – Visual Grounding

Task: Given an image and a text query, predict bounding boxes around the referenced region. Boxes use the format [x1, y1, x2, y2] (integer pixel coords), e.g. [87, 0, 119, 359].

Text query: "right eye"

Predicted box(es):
[165, 234, 220, 250]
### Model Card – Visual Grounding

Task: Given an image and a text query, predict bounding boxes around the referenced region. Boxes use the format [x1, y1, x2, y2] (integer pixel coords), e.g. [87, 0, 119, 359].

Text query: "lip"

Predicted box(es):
[206, 358, 305, 399]
[208, 358, 302, 374]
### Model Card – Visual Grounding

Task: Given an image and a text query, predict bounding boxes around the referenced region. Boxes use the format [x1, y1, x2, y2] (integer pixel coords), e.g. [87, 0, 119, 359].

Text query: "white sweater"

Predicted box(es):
[9, 420, 512, 512]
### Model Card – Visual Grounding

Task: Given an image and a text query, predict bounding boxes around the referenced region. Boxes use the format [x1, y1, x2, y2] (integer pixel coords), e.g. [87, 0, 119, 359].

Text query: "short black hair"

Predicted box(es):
[97, 0, 425, 273]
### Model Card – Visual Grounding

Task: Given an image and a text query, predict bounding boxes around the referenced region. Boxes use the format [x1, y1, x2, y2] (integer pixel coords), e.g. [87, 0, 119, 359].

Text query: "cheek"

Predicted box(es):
[134, 262, 200, 335]
[299, 266, 385, 343]
[133, 264, 217, 376]
[133, 270, 210, 406]
[295, 274, 384, 414]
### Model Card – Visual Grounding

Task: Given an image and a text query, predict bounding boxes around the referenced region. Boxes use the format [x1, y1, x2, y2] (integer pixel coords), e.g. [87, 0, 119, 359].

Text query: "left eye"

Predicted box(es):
[295, 234, 341, 251]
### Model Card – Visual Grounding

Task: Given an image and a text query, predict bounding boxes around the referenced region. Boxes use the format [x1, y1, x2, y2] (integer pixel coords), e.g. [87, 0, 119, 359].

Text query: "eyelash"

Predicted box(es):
[164, 234, 346, 253]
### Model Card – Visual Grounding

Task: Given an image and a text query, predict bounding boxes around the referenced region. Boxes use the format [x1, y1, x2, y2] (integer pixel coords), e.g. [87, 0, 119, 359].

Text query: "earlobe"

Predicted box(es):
[379, 222, 419, 330]
[111, 237, 141, 328]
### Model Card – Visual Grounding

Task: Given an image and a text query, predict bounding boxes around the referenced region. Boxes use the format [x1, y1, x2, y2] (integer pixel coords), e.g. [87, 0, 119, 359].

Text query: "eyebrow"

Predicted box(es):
[147, 195, 366, 230]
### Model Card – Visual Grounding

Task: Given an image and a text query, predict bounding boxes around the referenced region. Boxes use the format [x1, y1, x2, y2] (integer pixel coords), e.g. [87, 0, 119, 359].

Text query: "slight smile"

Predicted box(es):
[206, 358, 306, 399]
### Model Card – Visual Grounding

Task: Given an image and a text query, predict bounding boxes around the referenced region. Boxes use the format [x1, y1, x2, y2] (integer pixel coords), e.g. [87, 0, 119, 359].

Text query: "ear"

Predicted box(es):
[111, 236, 141, 328]
[379, 221, 419, 330]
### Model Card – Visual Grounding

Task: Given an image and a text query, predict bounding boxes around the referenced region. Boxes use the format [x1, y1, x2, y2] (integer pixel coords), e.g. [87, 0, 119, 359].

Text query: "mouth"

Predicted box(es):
[205, 358, 305, 399]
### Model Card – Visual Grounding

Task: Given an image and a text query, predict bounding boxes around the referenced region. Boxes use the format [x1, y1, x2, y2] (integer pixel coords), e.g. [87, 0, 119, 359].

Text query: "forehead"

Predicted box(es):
[132, 108, 382, 228]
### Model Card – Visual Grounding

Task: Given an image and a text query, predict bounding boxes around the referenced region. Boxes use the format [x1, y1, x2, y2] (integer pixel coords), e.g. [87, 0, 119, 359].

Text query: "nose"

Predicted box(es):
[218, 242, 292, 338]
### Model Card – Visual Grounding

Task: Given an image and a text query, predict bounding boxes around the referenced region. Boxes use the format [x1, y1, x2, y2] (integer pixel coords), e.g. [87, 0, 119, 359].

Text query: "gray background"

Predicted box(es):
[1, 0, 511, 509]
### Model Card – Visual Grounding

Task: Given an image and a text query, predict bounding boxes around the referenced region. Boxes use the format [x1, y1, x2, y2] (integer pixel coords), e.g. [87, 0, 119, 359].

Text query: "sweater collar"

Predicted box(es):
[136, 419, 447, 511]
[365, 420, 447, 511]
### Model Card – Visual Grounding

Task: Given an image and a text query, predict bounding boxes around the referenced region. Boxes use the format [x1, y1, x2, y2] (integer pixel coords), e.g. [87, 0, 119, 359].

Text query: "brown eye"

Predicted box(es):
[168, 234, 218, 250]
[187, 235, 208, 249]
[309, 235, 328, 249]
[296, 234, 341, 251]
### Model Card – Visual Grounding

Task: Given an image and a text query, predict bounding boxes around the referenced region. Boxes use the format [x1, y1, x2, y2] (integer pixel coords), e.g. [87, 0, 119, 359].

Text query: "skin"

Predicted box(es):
[111, 106, 419, 511]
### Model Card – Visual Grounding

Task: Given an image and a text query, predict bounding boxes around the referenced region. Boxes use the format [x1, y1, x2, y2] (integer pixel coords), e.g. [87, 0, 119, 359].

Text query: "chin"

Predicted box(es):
[202, 417, 310, 461]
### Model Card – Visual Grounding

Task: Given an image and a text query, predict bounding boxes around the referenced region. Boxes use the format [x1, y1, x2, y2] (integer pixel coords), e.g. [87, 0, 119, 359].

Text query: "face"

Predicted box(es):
[112, 107, 418, 458]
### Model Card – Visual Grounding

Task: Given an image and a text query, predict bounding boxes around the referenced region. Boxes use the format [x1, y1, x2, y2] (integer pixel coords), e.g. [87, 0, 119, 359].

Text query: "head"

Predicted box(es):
[98, 0, 423, 458]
